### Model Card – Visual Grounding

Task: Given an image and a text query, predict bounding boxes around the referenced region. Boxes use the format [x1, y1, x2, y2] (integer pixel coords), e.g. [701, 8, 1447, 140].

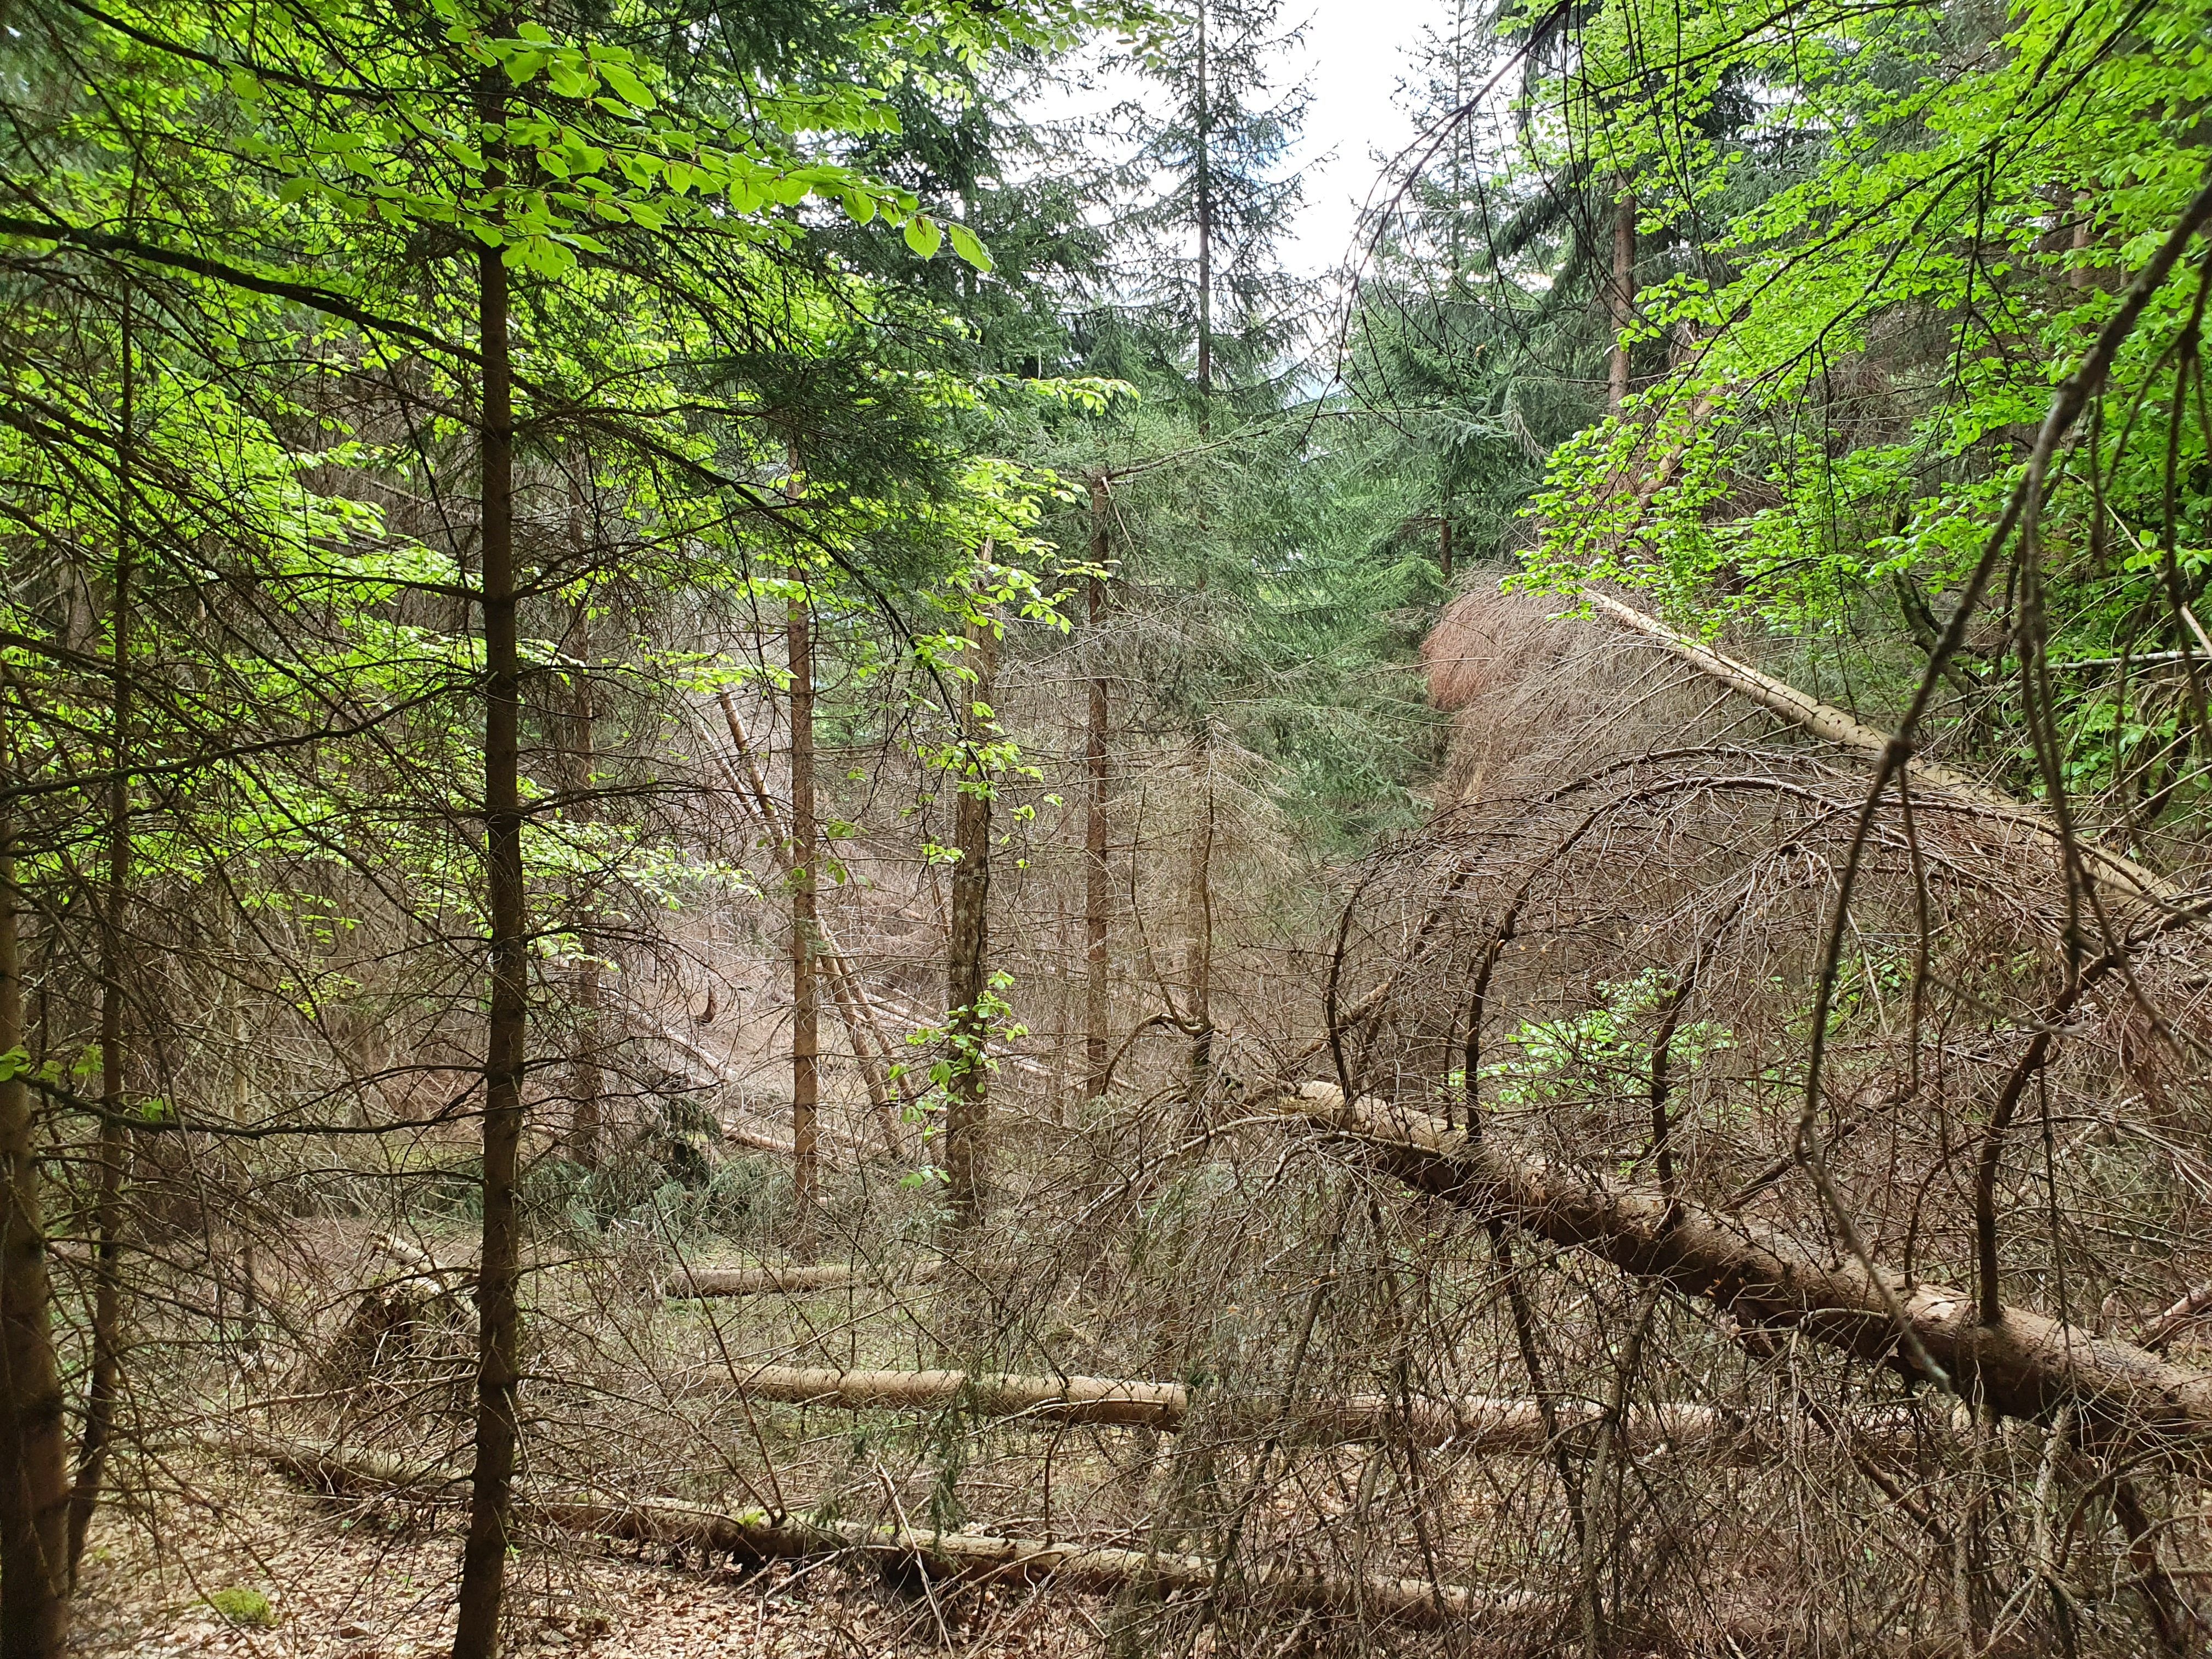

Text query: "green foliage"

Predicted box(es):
[1474, 970, 1733, 1109]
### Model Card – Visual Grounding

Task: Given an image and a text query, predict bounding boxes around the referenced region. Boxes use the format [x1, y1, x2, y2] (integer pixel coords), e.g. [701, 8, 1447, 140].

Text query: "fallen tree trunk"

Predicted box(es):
[1583, 588, 2177, 906]
[715, 1364, 1934, 1459]
[236, 1432, 1530, 1630]
[725, 1364, 1188, 1428]
[667, 1261, 944, 1299]
[1273, 1082, 2212, 1452]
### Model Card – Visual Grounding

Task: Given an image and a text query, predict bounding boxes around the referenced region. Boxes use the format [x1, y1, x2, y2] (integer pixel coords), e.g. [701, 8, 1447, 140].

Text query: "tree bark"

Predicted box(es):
[788, 579, 819, 1233]
[1184, 762, 1214, 1109]
[667, 1260, 944, 1299]
[1582, 586, 2177, 905]
[453, 234, 527, 1659]
[1607, 191, 1635, 411]
[1274, 1081, 2212, 1452]
[249, 1434, 1530, 1631]
[561, 555, 601, 1172]
[719, 1364, 1187, 1427]
[67, 294, 133, 1584]
[0, 821, 68, 1659]
[714, 694, 906, 1154]
[1084, 481, 1111, 1103]
[944, 616, 1000, 1230]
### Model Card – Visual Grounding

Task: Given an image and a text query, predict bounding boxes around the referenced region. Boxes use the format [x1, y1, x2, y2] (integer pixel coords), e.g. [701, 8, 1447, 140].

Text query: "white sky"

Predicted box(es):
[1277, 0, 1440, 276]
[1031, 0, 1442, 281]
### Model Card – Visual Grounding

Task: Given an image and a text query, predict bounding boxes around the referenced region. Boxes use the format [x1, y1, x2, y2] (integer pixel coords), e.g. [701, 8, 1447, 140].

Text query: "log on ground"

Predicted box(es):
[668, 1261, 945, 1298]
[1272, 1081, 2212, 1451]
[233, 1432, 1533, 1632]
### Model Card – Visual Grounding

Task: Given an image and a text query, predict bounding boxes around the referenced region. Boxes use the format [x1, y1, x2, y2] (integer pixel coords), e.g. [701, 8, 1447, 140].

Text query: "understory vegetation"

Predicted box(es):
[7, 0, 2212, 1652]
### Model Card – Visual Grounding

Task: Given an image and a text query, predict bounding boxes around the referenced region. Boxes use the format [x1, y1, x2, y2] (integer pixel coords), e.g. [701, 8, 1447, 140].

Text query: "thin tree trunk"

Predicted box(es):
[1583, 587, 2175, 905]
[787, 585, 819, 1232]
[943, 615, 999, 1230]
[67, 295, 133, 1583]
[1184, 760, 1214, 1109]
[1083, 481, 1111, 1103]
[1, 819, 68, 1658]
[1607, 191, 1635, 411]
[714, 694, 906, 1154]
[562, 543, 601, 1172]
[1193, 0, 1212, 413]
[453, 233, 527, 1659]
[1439, 513, 1453, 582]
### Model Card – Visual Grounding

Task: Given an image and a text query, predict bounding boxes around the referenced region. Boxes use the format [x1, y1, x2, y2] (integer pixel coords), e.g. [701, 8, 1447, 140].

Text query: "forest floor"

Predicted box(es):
[72, 1474, 1102, 1659]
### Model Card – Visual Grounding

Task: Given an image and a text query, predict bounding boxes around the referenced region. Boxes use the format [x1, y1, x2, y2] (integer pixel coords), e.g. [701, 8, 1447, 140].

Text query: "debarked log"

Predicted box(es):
[1272, 1082, 2212, 1452]
[234, 1432, 1532, 1630]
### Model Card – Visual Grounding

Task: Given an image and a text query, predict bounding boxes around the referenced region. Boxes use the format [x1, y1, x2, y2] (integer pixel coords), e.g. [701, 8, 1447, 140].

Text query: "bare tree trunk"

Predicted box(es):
[1084, 481, 1111, 1104]
[1193, 0, 1213, 414]
[944, 616, 999, 1230]
[1276, 1081, 2212, 1449]
[561, 548, 601, 1172]
[67, 297, 132, 1583]
[453, 232, 527, 1659]
[714, 695, 906, 1154]
[1, 820, 68, 1658]
[1607, 191, 1635, 411]
[1439, 513, 1453, 582]
[1584, 587, 2175, 905]
[787, 584, 819, 1232]
[253, 1435, 1533, 1632]
[1184, 760, 1214, 1110]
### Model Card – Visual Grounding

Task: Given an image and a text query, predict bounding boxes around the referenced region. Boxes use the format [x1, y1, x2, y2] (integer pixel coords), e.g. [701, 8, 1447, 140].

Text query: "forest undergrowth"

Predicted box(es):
[13, 0, 2212, 1651]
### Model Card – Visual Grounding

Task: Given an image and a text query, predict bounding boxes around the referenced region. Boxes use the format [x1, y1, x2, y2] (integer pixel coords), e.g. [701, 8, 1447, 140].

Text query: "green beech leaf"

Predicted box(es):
[946, 222, 992, 272]
[599, 63, 656, 110]
[902, 214, 943, 259]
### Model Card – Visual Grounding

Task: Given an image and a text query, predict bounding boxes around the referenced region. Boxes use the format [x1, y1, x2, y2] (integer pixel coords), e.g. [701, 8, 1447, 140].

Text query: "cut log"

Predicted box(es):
[1583, 588, 2177, 906]
[235, 1432, 1530, 1630]
[667, 1261, 944, 1299]
[1272, 1081, 2212, 1452]
[716, 1365, 1931, 1459]
[725, 1364, 1188, 1428]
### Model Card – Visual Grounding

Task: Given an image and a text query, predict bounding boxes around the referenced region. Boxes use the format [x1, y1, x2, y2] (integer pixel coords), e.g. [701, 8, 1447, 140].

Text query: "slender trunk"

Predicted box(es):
[1194, 0, 1212, 415]
[562, 560, 601, 1172]
[453, 234, 527, 1659]
[944, 618, 999, 1230]
[715, 695, 905, 1153]
[788, 589, 819, 1232]
[1607, 191, 1636, 411]
[1438, 514, 1453, 582]
[68, 296, 133, 1583]
[1184, 761, 1214, 1110]
[1, 821, 68, 1657]
[1581, 1284, 1661, 1659]
[1083, 484, 1111, 1103]
[225, 959, 261, 1362]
